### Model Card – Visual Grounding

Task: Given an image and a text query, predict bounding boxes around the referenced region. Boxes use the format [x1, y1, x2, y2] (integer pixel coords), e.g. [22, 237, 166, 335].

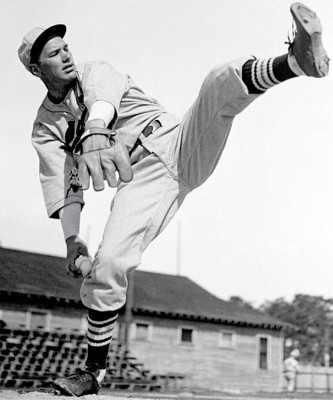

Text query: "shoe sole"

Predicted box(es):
[53, 377, 99, 397]
[290, 2, 329, 77]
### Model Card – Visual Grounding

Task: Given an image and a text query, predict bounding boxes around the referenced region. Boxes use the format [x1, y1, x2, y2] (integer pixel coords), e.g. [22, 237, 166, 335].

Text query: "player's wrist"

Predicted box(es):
[74, 121, 116, 155]
[65, 236, 89, 258]
[65, 234, 79, 245]
[59, 203, 81, 240]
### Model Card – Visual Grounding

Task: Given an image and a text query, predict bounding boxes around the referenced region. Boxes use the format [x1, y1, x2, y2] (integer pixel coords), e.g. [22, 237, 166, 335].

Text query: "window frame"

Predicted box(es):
[218, 329, 236, 350]
[257, 334, 272, 370]
[27, 308, 51, 331]
[178, 325, 196, 346]
[132, 320, 153, 342]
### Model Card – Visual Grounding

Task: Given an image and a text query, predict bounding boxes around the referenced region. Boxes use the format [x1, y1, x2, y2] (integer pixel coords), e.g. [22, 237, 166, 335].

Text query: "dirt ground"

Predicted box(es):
[0, 389, 164, 400]
[2, 388, 333, 400]
[0, 389, 187, 400]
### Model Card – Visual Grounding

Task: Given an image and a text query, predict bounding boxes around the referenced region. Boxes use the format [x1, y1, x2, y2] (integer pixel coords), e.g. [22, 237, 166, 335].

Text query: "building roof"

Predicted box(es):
[0, 247, 290, 330]
[132, 271, 289, 329]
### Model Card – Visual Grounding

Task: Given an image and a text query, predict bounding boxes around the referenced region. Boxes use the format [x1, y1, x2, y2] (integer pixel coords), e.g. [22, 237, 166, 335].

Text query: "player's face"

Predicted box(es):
[38, 37, 76, 84]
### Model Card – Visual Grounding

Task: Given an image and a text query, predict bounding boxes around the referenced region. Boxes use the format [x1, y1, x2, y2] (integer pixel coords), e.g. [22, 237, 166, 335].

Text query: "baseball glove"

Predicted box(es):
[73, 119, 133, 191]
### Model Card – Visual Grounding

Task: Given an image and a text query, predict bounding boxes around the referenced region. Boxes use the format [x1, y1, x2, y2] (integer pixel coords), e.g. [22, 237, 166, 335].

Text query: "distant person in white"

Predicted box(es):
[283, 348, 300, 392]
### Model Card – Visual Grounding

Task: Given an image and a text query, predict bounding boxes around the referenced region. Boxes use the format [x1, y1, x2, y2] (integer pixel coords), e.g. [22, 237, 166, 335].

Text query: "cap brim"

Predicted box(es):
[30, 24, 66, 64]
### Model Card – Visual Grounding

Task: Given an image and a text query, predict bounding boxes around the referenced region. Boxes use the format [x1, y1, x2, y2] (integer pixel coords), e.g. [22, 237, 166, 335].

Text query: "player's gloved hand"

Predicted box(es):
[65, 235, 90, 278]
[74, 119, 133, 191]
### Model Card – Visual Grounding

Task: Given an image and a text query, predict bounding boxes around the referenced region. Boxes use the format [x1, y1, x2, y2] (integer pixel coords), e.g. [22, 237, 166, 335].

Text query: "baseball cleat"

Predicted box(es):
[53, 369, 100, 396]
[288, 2, 329, 77]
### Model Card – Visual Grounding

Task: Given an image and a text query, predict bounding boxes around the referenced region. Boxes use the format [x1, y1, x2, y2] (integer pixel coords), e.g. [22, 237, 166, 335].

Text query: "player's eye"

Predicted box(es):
[49, 50, 59, 57]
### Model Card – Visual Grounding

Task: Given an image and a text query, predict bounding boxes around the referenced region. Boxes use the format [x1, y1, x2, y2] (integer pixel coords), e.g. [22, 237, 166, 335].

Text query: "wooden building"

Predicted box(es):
[0, 247, 291, 392]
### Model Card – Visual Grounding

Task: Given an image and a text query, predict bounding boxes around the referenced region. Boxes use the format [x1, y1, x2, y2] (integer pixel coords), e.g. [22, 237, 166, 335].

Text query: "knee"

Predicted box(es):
[96, 244, 139, 277]
[80, 247, 131, 311]
[200, 56, 259, 117]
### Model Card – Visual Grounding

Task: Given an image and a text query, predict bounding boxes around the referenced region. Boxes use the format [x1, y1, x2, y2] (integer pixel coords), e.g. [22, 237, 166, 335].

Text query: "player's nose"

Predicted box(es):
[62, 50, 71, 63]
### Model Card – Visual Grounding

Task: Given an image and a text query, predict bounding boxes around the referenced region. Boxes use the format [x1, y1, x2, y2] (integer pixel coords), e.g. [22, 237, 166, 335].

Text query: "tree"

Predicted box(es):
[229, 295, 255, 310]
[261, 294, 333, 365]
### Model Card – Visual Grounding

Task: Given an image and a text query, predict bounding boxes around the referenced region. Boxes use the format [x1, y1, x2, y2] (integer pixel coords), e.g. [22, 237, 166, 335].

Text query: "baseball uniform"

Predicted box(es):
[32, 56, 260, 311]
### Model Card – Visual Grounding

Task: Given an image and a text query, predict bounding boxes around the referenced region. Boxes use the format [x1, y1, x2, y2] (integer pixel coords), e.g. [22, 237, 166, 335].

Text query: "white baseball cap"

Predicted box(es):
[18, 24, 66, 72]
[290, 349, 300, 357]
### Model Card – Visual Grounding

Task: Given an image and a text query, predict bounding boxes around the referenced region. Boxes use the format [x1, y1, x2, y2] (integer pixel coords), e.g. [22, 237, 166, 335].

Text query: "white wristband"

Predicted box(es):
[87, 100, 115, 127]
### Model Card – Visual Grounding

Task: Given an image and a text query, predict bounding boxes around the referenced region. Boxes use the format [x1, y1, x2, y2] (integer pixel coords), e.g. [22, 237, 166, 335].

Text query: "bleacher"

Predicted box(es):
[0, 327, 163, 392]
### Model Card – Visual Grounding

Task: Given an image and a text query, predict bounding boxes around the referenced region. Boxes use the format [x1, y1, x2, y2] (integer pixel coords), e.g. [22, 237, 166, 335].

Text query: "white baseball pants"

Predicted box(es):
[80, 56, 261, 311]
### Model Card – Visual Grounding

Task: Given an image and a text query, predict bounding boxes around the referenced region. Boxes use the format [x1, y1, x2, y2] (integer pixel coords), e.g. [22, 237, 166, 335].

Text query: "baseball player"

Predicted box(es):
[283, 349, 301, 392]
[19, 2, 329, 396]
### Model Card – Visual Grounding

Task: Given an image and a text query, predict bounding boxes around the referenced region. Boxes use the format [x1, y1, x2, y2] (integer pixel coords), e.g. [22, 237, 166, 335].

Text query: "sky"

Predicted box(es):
[1, 0, 333, 307]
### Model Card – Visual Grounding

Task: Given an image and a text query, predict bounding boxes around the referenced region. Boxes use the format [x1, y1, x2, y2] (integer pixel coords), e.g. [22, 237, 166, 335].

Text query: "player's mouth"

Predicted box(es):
[63, 64, 75, 73]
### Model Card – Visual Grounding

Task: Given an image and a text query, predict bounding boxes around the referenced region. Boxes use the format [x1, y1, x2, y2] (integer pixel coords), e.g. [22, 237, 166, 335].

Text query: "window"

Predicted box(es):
[134, 322, 150, 341]
[219, 331, 235, 349]
[29, 310, 50, 330]
[181, 328, 193, 344]
[181, 328, 193, 343]
[258, 336, 269, 369]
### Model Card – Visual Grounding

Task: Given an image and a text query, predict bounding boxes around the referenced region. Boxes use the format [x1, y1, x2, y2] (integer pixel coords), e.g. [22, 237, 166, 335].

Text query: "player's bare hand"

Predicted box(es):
[66, 235, 89, 278]
[76, 133, 133, 191]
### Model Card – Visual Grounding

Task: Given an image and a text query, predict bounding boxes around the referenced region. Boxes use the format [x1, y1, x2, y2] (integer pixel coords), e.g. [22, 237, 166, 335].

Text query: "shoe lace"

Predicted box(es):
[85, 362, 101, 374]
[68, 370, 93, 383]
[285, 20, 297, 46]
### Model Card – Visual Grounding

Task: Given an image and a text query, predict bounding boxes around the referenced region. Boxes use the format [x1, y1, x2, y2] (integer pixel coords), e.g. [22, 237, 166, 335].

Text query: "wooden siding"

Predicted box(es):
[129, 316, 284, 392]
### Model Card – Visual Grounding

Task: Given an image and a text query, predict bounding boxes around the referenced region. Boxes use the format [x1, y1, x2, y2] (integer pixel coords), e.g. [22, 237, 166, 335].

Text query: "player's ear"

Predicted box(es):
[30, 63, 42, 77]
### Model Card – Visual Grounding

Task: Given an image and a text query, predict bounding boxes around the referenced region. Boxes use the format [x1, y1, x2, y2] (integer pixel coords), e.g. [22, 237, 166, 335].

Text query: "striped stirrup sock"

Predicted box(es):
[86, 309, 118, 370]
[242, 54, 297, 94]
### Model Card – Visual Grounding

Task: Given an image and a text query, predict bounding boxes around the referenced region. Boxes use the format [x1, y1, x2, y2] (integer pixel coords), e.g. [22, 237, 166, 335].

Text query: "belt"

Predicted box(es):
[129, 120, 161, 155]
